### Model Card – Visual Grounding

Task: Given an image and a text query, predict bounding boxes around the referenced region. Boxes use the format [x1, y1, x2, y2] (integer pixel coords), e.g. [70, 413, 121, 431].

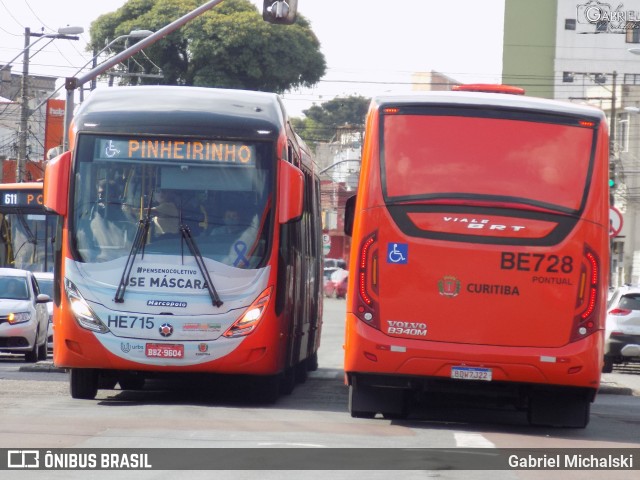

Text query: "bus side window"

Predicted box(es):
[344, 194, 357, 236]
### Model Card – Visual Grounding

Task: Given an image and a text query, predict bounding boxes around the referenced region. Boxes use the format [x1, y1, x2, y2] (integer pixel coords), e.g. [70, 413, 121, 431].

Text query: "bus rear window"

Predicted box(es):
[382, 113, 595, 211]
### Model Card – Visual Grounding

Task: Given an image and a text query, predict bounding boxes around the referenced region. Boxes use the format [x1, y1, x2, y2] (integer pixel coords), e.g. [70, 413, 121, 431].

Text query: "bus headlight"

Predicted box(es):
[223, 287, 272, 338]
[64, 278, 109, 333]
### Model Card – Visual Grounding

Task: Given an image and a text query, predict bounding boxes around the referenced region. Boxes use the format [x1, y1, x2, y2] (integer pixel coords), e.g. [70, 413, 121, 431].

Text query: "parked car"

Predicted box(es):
[324, 268, 349, 299]
[603, 285, 640, 373]
[0, 268, 51, 362]
[324, 258, 347, 270]
[33, 272, 54, 352]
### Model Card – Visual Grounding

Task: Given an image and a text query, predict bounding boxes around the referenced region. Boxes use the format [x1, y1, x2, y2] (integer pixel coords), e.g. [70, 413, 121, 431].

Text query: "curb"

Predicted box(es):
[18, 361, 66, 374]
[598, 383, 635, 396]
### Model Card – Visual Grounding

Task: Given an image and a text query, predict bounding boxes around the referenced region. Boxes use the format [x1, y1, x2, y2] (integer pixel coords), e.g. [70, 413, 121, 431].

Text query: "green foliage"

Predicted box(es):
[89, 0, 326, 92]
[292, 95, 371, 146]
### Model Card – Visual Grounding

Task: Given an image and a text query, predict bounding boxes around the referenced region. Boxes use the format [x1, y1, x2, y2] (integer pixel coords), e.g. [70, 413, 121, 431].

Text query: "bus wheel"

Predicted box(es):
[307, 352, 319, 372]
[349, 385, 376, 418]
[528, 390, 590, 428]
[70, 368, 98, 400]
[280, 367, 296, 395]
[295, 360, 308, 384]
[256, 374, 280, 404]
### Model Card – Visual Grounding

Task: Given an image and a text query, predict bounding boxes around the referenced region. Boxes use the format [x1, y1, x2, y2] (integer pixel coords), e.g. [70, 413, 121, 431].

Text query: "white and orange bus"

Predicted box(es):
[44, 86, 323, 401]
[344, 86, 609, 427]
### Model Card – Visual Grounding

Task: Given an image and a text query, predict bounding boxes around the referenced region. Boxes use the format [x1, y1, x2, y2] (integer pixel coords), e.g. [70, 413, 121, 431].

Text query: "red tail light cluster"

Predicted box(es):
[571, 246, 601, 342]
[355, 231, 379, 329]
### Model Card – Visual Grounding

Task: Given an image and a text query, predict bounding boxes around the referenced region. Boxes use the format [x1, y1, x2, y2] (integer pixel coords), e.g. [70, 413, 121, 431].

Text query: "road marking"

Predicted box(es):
[454, 432, 495, 448]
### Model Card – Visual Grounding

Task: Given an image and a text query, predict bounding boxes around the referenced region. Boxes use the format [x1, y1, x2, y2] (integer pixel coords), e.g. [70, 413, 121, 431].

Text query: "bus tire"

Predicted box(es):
[295, 360, 308, 384]
[307, 352, 319, 372]
[70, 368, 98, 400]
[528, 390, 590, 428]
[348, 385, 376, 419]
[280, 367, 296, 395]
[257, 374, 280, 404]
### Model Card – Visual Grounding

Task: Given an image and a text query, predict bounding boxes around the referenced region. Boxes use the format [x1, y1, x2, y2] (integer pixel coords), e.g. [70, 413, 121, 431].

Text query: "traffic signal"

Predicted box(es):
[609, 163, 617, 189]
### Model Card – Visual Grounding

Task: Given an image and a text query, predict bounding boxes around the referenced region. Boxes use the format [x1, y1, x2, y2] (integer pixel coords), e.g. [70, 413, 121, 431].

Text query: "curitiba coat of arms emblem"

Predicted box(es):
[438, 276, 461, 297]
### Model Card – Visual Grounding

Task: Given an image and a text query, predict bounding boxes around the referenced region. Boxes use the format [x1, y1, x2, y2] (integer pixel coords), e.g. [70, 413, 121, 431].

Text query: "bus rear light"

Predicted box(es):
[224, 287, 272, 338]
[355, 232, 379, 328]
[571, 247, 601, 342]
[364, 351, 378, 362]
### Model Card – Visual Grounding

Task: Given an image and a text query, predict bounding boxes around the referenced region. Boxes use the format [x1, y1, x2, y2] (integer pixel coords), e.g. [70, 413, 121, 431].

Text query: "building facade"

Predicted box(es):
[503, 0, 640, 286]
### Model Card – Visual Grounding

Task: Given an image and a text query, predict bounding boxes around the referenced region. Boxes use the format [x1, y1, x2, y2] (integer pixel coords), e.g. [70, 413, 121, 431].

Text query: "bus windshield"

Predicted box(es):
[382, 112, 595, 212]
[0, 212, 55, 271]
[71, 134, 273, 267]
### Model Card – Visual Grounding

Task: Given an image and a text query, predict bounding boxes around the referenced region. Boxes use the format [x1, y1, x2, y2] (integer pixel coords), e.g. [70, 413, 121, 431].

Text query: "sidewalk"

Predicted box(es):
[21, 361, 640, 396]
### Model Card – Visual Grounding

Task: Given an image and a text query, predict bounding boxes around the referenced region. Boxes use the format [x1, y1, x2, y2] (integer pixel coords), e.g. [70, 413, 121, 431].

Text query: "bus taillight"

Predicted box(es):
[571, 247, 600, 342]
[356, 232, 379, 328]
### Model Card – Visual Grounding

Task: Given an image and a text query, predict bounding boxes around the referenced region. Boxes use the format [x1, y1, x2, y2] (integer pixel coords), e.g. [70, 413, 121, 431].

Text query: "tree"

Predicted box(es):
[89, 0, 326, 92]
[292, 95, 371, 146]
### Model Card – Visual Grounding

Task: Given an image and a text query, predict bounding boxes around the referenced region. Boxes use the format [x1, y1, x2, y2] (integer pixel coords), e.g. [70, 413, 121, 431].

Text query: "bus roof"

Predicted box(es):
[74, 86, 288, 139]
[372, 91, 607, 121]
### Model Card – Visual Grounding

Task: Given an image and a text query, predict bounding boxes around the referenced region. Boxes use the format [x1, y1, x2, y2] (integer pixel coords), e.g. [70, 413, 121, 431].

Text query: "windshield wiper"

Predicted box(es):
[114, 191, 154, 303]
[179, 224, 223, 308]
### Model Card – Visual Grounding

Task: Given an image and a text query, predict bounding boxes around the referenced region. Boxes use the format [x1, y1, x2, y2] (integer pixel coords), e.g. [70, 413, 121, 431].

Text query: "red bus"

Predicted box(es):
[44, 86, 323, 401]
[344, 87, 609, 427]
[0, 182, 56, 272]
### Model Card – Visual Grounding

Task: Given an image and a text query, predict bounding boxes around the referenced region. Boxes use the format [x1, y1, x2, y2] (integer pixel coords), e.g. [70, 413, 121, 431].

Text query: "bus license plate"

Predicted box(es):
[145, 343, 184, 359]
[451, 366, 492, 381]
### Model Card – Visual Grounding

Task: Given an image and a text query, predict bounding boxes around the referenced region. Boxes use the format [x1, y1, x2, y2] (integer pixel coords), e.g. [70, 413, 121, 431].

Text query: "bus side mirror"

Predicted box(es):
[263, 0, 298, 24]
[344, 194, 357, 236]
[44, 151, 71, 216]
[278, 160, 304, 224]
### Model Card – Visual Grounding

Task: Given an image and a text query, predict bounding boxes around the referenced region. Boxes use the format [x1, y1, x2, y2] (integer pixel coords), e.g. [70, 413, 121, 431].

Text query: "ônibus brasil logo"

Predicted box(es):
[438, 276, 461, 298]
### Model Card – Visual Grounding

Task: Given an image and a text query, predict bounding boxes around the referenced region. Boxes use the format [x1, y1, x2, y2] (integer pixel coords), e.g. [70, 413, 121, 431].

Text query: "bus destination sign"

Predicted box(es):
[0, 189, 43, 209]
[97, 138, 256, 166]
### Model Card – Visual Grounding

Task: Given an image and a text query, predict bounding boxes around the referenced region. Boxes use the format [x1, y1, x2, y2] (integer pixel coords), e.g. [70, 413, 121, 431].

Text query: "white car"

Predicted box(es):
[603, 285, 640, 373]
[33, 272, 54, 352]
[0, 268, 51, 362]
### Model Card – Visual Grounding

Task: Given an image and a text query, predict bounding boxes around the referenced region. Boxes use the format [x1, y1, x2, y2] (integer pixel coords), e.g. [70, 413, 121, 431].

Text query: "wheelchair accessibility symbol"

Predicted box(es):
[387, 243, 408, 264]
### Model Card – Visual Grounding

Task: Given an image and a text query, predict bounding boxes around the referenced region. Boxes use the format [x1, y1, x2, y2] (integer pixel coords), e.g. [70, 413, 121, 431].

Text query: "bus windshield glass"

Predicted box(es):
[0, 212, 55, 271]
[71, 134, 274, 267]
[381, 111, 595, 212]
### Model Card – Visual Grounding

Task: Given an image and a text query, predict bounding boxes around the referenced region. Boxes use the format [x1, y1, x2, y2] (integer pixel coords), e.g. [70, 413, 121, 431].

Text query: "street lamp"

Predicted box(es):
[12, 26, 83, 182]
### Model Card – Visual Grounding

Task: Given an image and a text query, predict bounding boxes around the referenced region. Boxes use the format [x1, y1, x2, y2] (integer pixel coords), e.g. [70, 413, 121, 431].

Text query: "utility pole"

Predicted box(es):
[15, 27, 81, 182]
[16, 27, 31, 183]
